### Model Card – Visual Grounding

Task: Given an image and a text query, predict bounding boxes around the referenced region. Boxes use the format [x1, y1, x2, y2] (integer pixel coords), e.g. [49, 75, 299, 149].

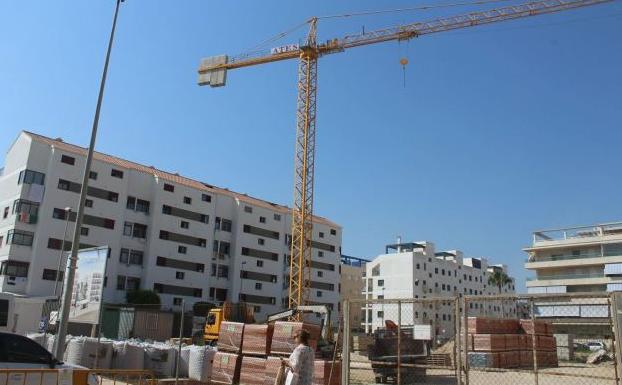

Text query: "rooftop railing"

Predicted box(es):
[533, 222, 622, 244]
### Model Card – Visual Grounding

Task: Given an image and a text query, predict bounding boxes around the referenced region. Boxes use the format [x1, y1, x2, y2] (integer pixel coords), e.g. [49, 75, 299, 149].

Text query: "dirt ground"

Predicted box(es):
[349, 354, 617, 385]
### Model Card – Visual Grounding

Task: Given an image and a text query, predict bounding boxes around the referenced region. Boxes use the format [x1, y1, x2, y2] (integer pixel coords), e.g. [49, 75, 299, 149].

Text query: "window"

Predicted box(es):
[377, 279, 384, 287]
[181, 221, 189, 229]
[0, 261, 29, 278]
[124, 222, 147, 238]
[258, 238, 265, 246]
[3, 207, 8, 219]
[111, 169, 124, 178]
[202, 194, 211, 202]
[442, 269, 445, 276]
[164, 183, 175, 192]
[7, 230, 34, 246]
[274, 213, 281, 221]
[42, 269, 63, 281]
[317, 291, 322, 297]
[136, 199, 149, 213]
[255, 282, 262, 290]
[173, 298, 183, 306]
[126, 277, 140, 291]
[217, 265, 229, 278]
[330, 229, 337, 236]
[244, 206, 252, 213]
[318, 251, 324, 258]
[215, 217, 233, 232]
[259, 216, 266, 224]
[319, 232, 324, 238]
[257, 260, 264, 267]
[126, 196, 136, 210]
[377, 311, 384, 318]
[178, 245, 187, 254]
[3, 333, 53, 363]
[116, 275, 126, 290]
[416, 263, 420, 269]
[176, 271, 185, 280]
[129, 250, 143, 265]
[89, 171, 98, 180]
[60, 155, 75, 165]
[435, 267, 438, 274]
[18, 169, 45, 185]
[80, 227, 89, 236]
[119, 249, 129, 264]
[183, 196, 192, 205]
[85, 199, 93, 208]
[317, 271, 323, 278]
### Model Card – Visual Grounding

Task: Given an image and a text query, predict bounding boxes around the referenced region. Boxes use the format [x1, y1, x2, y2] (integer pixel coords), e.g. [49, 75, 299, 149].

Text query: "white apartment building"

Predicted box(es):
[523, 222, 622, 336]
[525, 222, 622, 294]
[0, 131, 342, 325]
[362, 241, 515, 340]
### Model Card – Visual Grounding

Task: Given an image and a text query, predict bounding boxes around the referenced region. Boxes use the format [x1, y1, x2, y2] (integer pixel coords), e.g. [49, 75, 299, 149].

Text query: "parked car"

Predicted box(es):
[0, 331, 96, 385]
[586, 341, 606, 352]
[573, 342, 589, 352]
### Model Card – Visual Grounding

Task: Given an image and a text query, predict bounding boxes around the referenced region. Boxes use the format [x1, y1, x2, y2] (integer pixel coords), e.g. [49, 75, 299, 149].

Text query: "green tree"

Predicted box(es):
[126, 289, 161, 306]
[487, 270, 512, 294]
[488, 270, 512, 317]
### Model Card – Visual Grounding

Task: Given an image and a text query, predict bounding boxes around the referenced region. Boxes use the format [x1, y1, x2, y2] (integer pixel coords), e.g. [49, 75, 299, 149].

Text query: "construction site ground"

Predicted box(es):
[349, 351, 617, 385]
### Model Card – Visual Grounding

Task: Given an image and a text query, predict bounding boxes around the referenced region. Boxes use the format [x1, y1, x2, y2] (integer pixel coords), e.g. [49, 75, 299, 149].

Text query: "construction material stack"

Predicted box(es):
[466, 317, 558, 369]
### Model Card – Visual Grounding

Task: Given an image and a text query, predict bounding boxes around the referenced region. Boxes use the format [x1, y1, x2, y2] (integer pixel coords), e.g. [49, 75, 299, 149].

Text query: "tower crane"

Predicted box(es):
[197, 0, 612, 318]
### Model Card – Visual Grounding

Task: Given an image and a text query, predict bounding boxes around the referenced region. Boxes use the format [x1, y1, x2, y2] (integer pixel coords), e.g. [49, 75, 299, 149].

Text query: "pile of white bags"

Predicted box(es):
[179, 346, 192, 377]
[112, 340, 145, 370]
[65, 337, 113, 369]
[188, 345, 216, 382]
[143, 342, 178, 377]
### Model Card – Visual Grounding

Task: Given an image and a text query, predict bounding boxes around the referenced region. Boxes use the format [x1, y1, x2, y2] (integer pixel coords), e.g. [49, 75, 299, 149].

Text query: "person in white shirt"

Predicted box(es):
[281, 329, 314, 385]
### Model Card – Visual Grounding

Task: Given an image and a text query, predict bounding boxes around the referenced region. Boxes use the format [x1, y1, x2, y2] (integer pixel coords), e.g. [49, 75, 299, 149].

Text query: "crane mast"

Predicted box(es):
[197, 0, 612, 318]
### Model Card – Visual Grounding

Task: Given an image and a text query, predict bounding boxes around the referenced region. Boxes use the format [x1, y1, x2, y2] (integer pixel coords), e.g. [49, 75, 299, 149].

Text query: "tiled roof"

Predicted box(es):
[23, 131, 340, 228]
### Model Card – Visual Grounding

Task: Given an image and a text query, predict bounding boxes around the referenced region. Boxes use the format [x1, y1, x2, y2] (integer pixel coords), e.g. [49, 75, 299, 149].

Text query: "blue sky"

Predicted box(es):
[1, 1, 621, 292]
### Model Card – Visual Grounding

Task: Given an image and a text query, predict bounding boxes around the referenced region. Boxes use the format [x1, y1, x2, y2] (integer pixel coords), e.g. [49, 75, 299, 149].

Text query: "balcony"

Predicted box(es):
[532, 222, 622, 245]
[527, 272, 604, 281]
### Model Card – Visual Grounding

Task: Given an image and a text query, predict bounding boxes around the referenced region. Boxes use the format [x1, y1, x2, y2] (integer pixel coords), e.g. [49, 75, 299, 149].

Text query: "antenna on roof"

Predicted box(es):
[396, 235, 402, 252]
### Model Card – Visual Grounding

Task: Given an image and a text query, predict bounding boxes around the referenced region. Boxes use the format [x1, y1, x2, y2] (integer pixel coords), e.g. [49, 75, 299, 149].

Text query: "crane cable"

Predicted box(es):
[317, 0, 515, 19]
[242, 0, 515, 54]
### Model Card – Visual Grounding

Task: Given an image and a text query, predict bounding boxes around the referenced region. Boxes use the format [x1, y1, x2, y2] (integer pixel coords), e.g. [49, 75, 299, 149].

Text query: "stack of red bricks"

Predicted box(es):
[214, 321, 340, 385]
[466, 317, 558, 369]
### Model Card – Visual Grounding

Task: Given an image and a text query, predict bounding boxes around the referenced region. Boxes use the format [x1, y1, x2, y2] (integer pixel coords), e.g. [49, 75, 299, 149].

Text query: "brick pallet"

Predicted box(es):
[242, 324, 274, 356]
[218, 322, 245, 353]
[466, 317, 558, 369]
[271, 321, 322, 355]
[240, 356, 267, 385]
[211, 352, 242, 385]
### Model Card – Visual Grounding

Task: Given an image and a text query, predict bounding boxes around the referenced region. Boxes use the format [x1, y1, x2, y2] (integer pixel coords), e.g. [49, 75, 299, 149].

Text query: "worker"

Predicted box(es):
[281, 330, 315, 385]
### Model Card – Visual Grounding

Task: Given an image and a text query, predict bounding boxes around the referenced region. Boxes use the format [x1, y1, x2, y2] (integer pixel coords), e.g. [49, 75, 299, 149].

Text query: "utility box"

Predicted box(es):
[414, 324, 432, 340]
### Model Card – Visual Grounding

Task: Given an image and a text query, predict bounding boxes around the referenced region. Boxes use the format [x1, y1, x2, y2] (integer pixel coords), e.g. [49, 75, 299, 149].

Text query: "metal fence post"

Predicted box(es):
[342, 300, 350, 385]
[530, 298, 539, 385]
[397, 300, 402, 385]
[609, 293, 621, 385]
[462, 295, 469, 385]
[175, 300, 184, 385]
[455, 296, 462, 385]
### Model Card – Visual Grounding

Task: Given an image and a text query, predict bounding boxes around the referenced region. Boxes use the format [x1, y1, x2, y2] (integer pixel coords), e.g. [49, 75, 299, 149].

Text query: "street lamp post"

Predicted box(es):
[53, 0, 124, 360]
[53, 207, 72, 297]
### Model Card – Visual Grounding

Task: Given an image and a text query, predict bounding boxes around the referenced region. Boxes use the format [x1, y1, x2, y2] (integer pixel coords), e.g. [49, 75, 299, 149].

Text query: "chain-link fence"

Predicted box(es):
[343, 297, 460, 385]
[343, 292, 622, 385]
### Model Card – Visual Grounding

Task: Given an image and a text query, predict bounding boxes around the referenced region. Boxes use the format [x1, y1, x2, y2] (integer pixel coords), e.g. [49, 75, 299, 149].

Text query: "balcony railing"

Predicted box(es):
[527, 272, 604, 281]
[533, 222, 622, 244]
[526, 252, 614, 263]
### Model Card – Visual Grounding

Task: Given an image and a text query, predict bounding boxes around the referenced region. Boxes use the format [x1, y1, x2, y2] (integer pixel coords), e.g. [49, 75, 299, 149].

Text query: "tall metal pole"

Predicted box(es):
[54, 0, 123, 360]
[53, 207, 72, 297]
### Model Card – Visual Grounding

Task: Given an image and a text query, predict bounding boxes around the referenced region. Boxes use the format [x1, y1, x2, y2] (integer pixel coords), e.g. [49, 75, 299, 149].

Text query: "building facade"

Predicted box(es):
[524, 222, 622, 337]
[525, 222, 622, 294]
[0, 132, 342, 323]
[340, 255, 368, 332]
[362, 241, 515, 340]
